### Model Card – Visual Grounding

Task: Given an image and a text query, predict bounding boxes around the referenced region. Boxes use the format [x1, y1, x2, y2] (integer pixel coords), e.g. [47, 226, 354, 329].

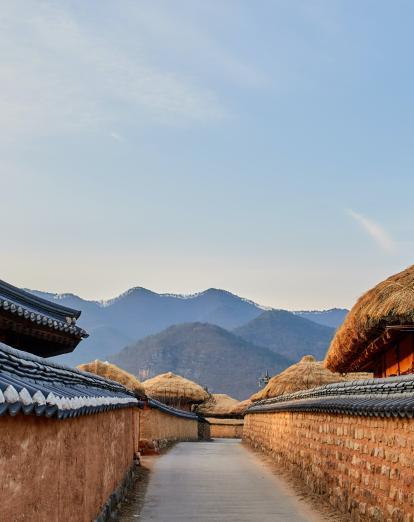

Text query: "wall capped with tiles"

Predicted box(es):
[244, 411, 414, 521]
[139, 407, 198, 451]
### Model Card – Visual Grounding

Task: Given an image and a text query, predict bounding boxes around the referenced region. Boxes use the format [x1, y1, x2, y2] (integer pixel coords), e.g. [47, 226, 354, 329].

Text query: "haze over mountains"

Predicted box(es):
[110, 323, 292, 399]
[27, 286, 347, 397]
[234, 310, 335, 361]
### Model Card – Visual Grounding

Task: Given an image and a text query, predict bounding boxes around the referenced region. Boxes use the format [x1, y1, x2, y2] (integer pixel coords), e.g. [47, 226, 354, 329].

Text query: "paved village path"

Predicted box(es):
[135, 439, 328, 522]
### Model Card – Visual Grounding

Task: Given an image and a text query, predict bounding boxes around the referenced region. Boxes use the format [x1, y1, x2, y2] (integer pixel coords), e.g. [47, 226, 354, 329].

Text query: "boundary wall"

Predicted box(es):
[244, 376, 414, 522]
[139, 398, 199, 450]
[0, 409, 138, 522]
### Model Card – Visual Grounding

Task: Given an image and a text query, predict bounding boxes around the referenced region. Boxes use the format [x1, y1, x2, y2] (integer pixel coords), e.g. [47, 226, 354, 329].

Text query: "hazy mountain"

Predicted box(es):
[294, 308, 348, 329]
[50, 326, 133, 367]
[109, 322, 292, 400]
[27, 287, 343, 367]
[233, 310, 335, 361]
[29, 287, 263, 339]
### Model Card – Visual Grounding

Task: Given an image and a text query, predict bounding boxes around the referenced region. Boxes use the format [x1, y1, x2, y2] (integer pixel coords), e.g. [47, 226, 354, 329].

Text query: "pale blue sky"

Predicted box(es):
[1, 1, 413, 309]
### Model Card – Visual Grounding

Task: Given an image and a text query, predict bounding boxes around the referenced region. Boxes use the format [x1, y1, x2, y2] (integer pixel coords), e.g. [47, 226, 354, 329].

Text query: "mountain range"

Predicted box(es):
[26, 286, 347, 397]
[110, 322, 292, 399]
[233, 310, 335, 361]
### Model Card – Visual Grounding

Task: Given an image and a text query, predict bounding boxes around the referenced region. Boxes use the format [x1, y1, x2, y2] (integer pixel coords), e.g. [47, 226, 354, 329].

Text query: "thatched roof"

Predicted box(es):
[325, 264, 414, 372]
[196, 394, 239, 417]
[142, 372, 209, 403]
[77, 360, 145, 397]
[250, 355, 347, 401]
[229, 399, 252, 416]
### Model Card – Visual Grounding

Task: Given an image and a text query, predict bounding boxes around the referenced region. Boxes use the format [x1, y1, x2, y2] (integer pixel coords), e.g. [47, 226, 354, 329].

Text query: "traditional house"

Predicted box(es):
[0, 279, 146, 521]
[78, 360, 145, 397]
[142, 371, 209, 411]
[196, 393, 240, 418]
[77, 363, 199, 448]
[230, 399, 252, 417]
[325, 264, 414, 376]
[0, 279, 88, 357]
[250, 355, 372, 402]
[243, 267, 414, 521]
[196, 393, 243, 438]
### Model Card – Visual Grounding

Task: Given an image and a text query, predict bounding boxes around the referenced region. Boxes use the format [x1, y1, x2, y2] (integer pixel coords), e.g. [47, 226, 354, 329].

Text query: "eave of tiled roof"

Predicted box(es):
[147, 397, 198, 420]
[247, 375, 414, 418]
[0, 280, 81, 321]
[0, 295, 88, 340]
[0, 344, 142, 420]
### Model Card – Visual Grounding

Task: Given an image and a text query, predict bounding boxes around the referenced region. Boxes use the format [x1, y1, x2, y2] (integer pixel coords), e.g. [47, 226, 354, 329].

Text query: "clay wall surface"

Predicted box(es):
[206, 418, 244, 438]
[0, 409, 137, 522]
[139, 407, 198, 448]
[244, 411, 414, 521]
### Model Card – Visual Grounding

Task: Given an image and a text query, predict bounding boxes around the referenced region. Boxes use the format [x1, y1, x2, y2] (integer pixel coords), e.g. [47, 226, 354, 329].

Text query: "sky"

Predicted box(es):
[1, 0, 414, 310]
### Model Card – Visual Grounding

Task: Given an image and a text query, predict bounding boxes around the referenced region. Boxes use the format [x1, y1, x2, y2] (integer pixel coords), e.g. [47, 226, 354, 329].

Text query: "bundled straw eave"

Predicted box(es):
[250, 355, 346, 402]
[196, 393, 240, 416]
[229, 399, 253, 416]
[325, 264, 414, 373]
[142, 372, 209, 403]
[77, 360, 145, 397]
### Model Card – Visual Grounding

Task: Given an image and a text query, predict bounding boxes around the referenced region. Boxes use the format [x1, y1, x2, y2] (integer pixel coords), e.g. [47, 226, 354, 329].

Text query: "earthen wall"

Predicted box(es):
[244, 412, 414, 521]
[139, 407, 198, 448]
[0, 408, 137, 522]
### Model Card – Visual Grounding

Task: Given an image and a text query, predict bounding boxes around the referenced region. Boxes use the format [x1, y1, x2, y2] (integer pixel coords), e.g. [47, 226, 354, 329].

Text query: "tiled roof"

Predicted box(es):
[247, 375, 414, 418]
[147, 397, 198, 420]
[0, 280, 88, 339]
[0, 344, 141, 420]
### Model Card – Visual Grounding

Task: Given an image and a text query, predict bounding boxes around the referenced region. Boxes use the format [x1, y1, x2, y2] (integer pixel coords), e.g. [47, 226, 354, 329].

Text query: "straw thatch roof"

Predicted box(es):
[229, 399, 253, 416]
[196, 394, 239, 417]
[250, 355, 347, 401]
[77, 360, 145, 397]
[142, 372, 209, 404]
[325, 264, 414, 372]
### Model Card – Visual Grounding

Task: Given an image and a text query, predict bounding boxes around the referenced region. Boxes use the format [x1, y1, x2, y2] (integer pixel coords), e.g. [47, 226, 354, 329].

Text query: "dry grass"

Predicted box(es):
[230, 399, 253, 416]
[196, 393, 239, 416]
[325, 264, 414, 372]
[250, 355, 346, 401]
[77, 360, 145, 397]
[142, 372, 209, 404]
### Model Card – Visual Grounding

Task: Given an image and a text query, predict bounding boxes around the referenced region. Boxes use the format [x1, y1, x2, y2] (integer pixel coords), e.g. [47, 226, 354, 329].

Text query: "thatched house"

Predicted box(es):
[251, 355, 350, 401]
[77, 360, 145, 397]
[195, 393, 244, 438]
[196, 394, 239, 418]
[142, 372, 209, 411]
[325, 264, 414, 376]
[230, 399, 252, 417]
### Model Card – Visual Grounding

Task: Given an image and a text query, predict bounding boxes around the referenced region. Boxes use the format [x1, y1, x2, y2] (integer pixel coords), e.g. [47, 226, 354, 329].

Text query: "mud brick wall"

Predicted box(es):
[139, 407, 198, 448]
[0, 408, 138, 522]
[244, 411, 414, 521]
[206, 418, 244, 438]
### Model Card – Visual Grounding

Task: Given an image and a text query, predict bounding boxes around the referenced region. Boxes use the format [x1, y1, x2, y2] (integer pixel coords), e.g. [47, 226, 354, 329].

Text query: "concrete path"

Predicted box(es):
[138, 439, 325, 522]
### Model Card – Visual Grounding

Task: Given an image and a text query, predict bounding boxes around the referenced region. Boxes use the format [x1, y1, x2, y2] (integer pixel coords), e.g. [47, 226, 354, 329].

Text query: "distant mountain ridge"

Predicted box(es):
[234, 310, 335, 361]
[294, 308, 348, 329]
[25, 286, 347, 367]
[109, 322, 292, 399]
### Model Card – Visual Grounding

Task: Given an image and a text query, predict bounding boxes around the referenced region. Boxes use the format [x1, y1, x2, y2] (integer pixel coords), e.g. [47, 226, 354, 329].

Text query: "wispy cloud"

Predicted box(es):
[347, 209, 396, 253]
[110, 132, 124, 143]
[0, 1, 227, 140]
